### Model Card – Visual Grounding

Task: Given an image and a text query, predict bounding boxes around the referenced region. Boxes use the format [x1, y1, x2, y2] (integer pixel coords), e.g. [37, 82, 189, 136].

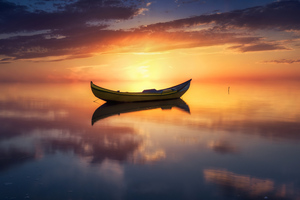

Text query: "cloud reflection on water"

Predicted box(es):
[1, 81, 300, 169]
[0, 81, 300, 199]
[204, 169, 299, 200]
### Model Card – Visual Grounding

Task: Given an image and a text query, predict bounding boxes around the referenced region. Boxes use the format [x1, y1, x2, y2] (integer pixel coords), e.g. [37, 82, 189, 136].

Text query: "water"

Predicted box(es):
[0, 81, 299, 200]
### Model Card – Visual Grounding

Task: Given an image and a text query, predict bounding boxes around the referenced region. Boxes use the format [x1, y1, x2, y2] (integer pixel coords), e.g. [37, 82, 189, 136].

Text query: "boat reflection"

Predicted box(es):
[92, 98, 190, 125]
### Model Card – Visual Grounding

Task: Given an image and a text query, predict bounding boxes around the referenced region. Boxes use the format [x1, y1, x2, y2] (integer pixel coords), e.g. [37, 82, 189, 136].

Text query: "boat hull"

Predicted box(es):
[91, 79, 191, 102]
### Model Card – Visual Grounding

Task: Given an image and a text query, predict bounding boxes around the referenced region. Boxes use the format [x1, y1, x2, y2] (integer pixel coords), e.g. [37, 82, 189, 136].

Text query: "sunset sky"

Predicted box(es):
[1, 0, 300, 83]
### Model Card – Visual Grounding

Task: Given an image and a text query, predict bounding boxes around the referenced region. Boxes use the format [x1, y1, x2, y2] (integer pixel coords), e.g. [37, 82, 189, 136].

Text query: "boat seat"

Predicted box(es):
[142, 89, 159, 93]
[162, 89, 173, 93]
[143, 88, 177, 94]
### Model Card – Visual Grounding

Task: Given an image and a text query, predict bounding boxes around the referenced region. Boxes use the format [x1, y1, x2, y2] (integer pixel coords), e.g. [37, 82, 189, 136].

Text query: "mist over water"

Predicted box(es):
[0, 81, 299, 200]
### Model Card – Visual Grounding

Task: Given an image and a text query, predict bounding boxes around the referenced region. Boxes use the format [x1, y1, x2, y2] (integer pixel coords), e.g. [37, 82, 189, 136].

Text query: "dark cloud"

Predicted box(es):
[1, 23, 266, 61]
[263, 58, 300, 64]
[0, 0, 142, 61]
[0, 0, 138, 33]
[228, 42, 289, 52]
[0, 28, 134, 60]
[141, 0, 300, 31]
[0, 57, 14, 64]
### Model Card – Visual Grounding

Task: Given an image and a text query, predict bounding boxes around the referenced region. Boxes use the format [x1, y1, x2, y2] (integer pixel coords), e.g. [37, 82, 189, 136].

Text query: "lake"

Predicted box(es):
[0, 80, 300, 200]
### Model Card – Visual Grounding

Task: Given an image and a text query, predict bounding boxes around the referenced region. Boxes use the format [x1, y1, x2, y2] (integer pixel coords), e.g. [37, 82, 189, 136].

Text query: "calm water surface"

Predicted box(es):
[0, 81, 300, 200]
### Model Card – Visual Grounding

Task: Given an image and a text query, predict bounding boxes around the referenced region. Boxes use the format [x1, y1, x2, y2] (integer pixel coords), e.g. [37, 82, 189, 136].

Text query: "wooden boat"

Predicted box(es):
[91, 79, 191, 102]
[92, 98, 190, 125]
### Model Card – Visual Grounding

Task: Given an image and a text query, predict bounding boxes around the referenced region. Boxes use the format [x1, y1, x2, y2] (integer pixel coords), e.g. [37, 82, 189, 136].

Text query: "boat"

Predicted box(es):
[91, 98, 190, 125]
[91, 79, 191, 102]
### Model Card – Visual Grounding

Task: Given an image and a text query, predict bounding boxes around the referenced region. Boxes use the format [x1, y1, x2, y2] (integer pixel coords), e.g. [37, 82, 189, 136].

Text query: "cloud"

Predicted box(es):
[263, 58, 300, 64]
[0, 57, 14, 64]
[136, 7, 149, 15]
[140, 0, 300, 31]
[228, 42, 289, 52]
[0, 26, 262, 61]
[0, 0, 298, 62]
[0, 0, 139, 33]
[0, 0, 142, 61]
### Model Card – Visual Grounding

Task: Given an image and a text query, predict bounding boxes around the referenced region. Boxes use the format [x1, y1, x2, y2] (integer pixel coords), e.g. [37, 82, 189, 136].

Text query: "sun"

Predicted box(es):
[127, 65, 150, 81]
[137, 66, 149, 79]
